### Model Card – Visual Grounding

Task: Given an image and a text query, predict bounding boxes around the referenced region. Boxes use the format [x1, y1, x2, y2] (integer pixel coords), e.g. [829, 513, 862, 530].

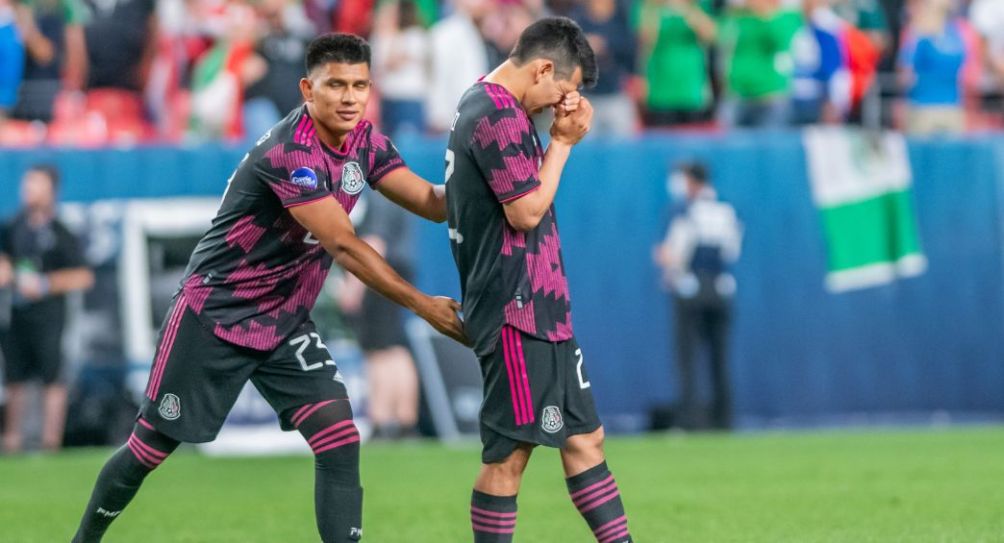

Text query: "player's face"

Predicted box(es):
[20, 170, 55, 212]
[524, 62, 583, 115]
[300, 62, 372, 141]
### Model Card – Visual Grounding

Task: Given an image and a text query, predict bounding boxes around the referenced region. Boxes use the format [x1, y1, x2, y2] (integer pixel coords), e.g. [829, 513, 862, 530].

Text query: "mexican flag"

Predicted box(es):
[804, 127, 926, 292]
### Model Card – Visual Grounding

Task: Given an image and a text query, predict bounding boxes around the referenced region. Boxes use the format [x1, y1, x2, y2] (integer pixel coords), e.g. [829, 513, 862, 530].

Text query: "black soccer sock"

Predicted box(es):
[566, 462, 632, 543]
[470, 490, 517, 543]
[292, 400, 363, 542]
[72, 418, 179, 543]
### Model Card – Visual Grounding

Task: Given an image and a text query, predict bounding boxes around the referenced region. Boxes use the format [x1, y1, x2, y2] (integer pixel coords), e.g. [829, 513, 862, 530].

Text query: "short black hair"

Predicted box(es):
[509, 17, 598, 89]
[305, 33, 371, 74]
[26, 163, 60, 192]
[678, 161, 709, 185]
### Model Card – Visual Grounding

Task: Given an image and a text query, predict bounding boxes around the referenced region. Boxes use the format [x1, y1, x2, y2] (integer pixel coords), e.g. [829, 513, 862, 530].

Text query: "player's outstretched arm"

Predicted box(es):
[289, 196, 468, 345]
[502, 96, 593, 232]
[375, 168, 447, 223]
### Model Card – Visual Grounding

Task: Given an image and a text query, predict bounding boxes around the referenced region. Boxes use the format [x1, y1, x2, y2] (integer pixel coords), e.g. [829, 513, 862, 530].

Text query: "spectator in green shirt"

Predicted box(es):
[636, 0, 717, 126]
[717, 0, 802, 128]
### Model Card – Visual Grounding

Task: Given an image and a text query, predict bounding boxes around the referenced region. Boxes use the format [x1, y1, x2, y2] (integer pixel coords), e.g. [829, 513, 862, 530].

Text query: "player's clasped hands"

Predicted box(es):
[419, 295, 470, 346]
[551, 92, 593, 146]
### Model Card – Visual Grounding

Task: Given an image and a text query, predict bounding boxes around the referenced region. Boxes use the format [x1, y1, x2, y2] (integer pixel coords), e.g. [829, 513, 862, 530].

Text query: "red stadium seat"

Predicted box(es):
[0, 120, 47, 147]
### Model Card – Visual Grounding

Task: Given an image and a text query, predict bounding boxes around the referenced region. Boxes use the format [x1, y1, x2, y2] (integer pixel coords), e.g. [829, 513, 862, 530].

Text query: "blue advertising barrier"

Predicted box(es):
[3, 132, 1003, 427]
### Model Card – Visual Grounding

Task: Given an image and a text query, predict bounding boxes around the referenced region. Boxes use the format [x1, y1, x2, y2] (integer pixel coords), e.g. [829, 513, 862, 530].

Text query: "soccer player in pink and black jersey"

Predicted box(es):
[71, 34, 466, 543]
[445, 17, 633, 543]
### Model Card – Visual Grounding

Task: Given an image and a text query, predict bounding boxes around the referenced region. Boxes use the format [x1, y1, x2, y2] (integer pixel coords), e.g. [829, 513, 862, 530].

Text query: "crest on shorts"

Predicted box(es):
[158, 393, 181, 421]
[341, 161, 366, 195]
[541, 405, 563, 434]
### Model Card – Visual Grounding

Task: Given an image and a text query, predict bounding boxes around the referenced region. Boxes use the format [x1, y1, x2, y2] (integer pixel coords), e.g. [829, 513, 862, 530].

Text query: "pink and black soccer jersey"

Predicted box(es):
[445, 82, 573, 357]
[179, 106, 405, 351]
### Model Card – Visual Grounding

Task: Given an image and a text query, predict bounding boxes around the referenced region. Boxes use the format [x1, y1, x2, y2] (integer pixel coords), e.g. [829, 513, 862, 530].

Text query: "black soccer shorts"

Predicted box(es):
[1, 309, 65, 385]
[477, 325, 602, 463]
[139, 300, 348, 443]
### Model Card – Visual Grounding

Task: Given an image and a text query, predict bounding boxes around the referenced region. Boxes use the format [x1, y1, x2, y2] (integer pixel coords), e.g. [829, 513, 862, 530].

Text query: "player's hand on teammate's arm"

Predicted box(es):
[415, 295, 470, 346]
[289, 198, 468, 345]
[550, 96, 592, 146]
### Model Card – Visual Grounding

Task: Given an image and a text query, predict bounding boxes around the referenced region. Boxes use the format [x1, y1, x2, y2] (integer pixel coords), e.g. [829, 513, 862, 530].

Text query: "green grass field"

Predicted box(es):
[2, 427, 1004, 542]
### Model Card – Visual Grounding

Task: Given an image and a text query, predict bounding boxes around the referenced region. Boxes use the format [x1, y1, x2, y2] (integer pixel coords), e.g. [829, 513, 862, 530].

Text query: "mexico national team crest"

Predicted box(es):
[541, 405, 563, 434]
[158, 393, 181, 421]
[341, 161, 365, 195]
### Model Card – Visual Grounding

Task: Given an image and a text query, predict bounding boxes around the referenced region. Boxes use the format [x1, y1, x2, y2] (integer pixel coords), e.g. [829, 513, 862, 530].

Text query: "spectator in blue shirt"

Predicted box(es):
[898, 0, 968, 135]
[0, 0, 24, 116]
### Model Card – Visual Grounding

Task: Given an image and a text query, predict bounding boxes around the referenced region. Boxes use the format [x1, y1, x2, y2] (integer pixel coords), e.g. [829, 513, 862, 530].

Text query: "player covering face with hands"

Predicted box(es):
[445, 17, 633, 543]
[71, 34, 464, 543]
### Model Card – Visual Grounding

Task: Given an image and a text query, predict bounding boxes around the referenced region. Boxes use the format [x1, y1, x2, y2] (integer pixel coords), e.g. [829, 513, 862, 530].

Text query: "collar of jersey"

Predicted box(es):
[299, 106, 357, 159]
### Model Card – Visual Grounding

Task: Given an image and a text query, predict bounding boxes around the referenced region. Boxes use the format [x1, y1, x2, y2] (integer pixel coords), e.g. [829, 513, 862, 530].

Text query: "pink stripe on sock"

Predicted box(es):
[599, 528, 631, 543]
[126, 439, 156, 469]
[310, 427, 359, 452]
[307, 420, 355, 446]
[472, 523, 514, 534]
[513, 331, 534, 424]
[470, 506, 516, 519]
[593, 515, 627, 538]
[130, 434, 167, 460]
[137, 417, 155, 431]
[579, 489, 621, 514]
[127, 438, 160, 468]
[312, 434, 361, 455]
[501, 328, 524, 425]
[292, 400, 337, 427]
[470, 514, 516, 527]
[573, 481, 617, 508]
[570, 475, 615, 500]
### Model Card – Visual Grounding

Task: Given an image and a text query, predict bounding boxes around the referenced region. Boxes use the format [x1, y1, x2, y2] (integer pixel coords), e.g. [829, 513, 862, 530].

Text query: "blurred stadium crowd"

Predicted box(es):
[0, 0, 1002, 147]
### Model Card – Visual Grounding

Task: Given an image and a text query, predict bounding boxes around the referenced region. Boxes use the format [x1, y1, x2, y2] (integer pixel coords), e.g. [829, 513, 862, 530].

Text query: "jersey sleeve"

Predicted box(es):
[255, 150, 332, 208]
[468, 105, 541, 203]
[367, 128, 406, 185]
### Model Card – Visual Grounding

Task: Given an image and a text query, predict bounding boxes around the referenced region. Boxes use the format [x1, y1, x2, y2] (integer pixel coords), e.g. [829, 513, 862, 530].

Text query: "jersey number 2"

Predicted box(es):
[289, 332, 335, 372]
[575, 349, 591, 389]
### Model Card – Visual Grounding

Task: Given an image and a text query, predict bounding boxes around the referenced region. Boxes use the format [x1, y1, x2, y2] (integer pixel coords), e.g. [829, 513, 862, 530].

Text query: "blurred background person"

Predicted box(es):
[480, 0, 536, 66]
[340, 193, 420, 440]
[832, 0, 889, 55]
[9, 0, 88, 123]
[968, 0, 1004, 126]
[790, 0, 882, 126]
[635, 0, 716, 127]
[654, 162, 742, 430]
[242, 0, 315, 140]
[570, 0, 638, 135]
[717, 0, 803, 128]
[81, 0, 154, 109]
[0, 165, 94, 453]
[897, 0, 969, 135]
[427, 0, 489, 133]
[187, 0, 257, 140]
[0, 0, 24, 120]
[371, 0, 430, 137]
[791, 0, 848, 125]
